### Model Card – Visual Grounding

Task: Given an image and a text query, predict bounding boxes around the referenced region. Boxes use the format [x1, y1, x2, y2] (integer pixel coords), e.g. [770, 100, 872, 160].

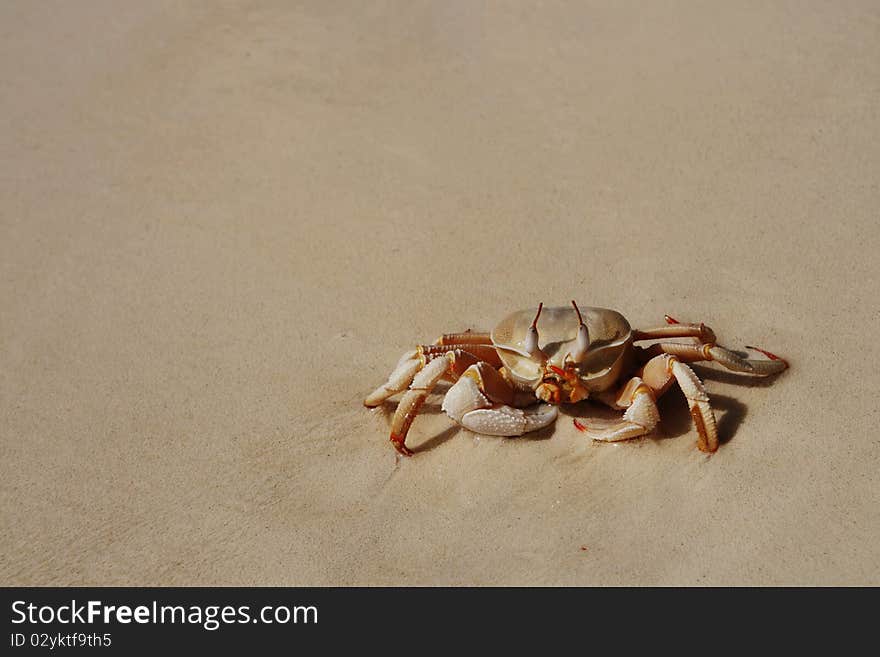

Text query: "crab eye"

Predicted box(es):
[524, 325, 540, 354]
[570, 300, 590, 363]
[524, 302, 546, 360]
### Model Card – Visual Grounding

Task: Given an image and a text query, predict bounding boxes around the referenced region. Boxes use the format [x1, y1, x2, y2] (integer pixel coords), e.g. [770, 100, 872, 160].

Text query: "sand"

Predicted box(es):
[2, 1, 878, 586]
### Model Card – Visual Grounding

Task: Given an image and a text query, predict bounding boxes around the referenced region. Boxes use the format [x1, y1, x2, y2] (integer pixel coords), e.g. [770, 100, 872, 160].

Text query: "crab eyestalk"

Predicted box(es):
[570, 300, 590, 363]
[524, 302, 548, 362]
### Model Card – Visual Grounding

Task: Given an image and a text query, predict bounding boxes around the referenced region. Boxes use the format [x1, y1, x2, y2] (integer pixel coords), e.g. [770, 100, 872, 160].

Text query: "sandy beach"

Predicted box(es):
[2, 1, 878, 585]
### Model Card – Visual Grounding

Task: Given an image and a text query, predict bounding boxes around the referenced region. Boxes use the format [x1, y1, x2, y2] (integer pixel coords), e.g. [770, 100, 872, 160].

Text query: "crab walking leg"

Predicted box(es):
[632, 320, 716, 344]
[640, 314, 787, 376]
[643, 341, 788, 376]
[389, 356, 451, 455]
[433, 330, 492, 346]
[708, 344, 787, 375]
[645, 354, 718, 452]
[643, 354, 719, 452]
[419, 343, 502, 368]
[364, 349, 422, 407]
[387, 349, 489, 455]
[364, 343, 501, 407]
[442, 364, 557, 437]
[669, 359, 719, 452]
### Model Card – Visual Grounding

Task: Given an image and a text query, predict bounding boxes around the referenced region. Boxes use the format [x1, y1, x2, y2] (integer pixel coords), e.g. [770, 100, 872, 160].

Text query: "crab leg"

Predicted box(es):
[576, 354, 719, 452]
[643, 342, 788, 376]
[363, 349, 422, 408]
[668, 359, 719, 452]
[632, 320, 716, 344]
[364, 342, 501, 408]
[636, 315, 787, 376]
[419, 343, 502, 368]
[386, 349, 491, 455]
[389, 355, 453, 455]
[433, 330, 492, 346]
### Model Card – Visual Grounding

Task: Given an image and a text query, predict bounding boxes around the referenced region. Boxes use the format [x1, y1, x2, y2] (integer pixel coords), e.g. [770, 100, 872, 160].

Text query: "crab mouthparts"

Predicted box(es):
[536, 381, 562, 404]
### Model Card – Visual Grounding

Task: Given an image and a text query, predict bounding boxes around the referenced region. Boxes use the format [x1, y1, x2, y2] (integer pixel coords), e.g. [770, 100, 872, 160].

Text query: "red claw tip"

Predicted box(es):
[664, 314, 681, 325]
[573, 419, 588, 432]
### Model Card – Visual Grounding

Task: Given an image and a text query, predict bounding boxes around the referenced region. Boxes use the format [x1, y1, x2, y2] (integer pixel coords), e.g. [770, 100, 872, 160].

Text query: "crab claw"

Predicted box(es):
[664, 314, 681, 325]
[459, 403, 557, 436]
[442, 375, 558, 437]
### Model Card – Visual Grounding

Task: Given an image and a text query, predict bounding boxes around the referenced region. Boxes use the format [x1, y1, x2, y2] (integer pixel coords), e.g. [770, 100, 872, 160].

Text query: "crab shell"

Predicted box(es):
[491, 305, 634, 394]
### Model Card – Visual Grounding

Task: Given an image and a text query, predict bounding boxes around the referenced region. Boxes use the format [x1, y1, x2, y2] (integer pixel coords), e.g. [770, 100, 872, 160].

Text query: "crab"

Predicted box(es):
[364, 302, 787, 455]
